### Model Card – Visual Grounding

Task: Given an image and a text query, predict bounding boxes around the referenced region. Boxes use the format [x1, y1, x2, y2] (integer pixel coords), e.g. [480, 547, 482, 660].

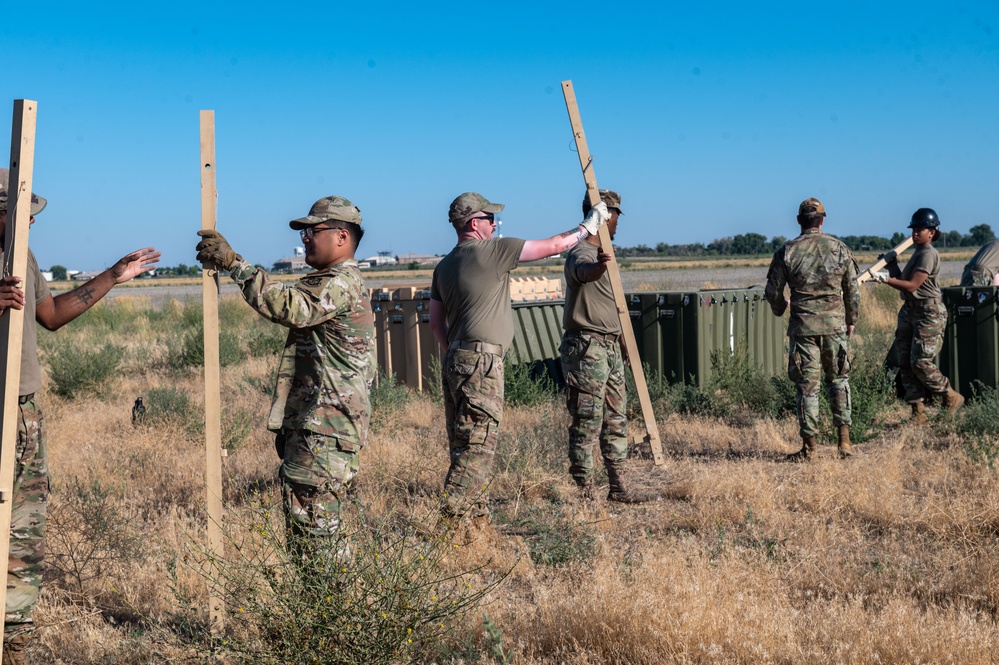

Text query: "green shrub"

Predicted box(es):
[47, 343, 124, 399]
[246, 325, 286, 358]
[47, 476, 146, 597]
[956, 384, 999, 467]
[170, 325, 245, 370]
[370, 371, 411, 429]
[172, 498, 505, 664]
[502, 499, 596, 567]
[844, 335, 896, 443]
[504, 361, 558, 408]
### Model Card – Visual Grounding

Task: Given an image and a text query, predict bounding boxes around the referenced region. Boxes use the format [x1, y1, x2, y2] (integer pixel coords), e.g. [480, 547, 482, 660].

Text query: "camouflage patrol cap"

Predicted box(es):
[448, 192, 504, 224]
[289, 195, 362, 230]
[798, 198, 825, 218]
[0, 168, 47, 215]
[582, 189, 623, 215]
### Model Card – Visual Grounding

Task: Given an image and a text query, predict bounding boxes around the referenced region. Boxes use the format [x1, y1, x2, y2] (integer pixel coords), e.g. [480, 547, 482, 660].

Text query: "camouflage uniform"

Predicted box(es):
[960, 239, 999, 286]
[440, 346, 504, 518]
[560, 193, 628, 485]
[0, 247, 51, 638]
[560, 334, 627, 484]
[765, 226, 860, 438]
[228, 257, 375, 548]
[894, 243, 950, 402]
[431, 193, 523, 519]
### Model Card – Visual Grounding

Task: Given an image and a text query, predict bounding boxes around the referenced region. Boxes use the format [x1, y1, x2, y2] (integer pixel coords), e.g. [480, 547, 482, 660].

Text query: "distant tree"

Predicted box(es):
[891, 231, 907, 246]
[769, 236, 787, 252]
[730, 232, 769, 255]
[50, 265, 67, 281]
[968, 224, 995, 246]
[940, 230, 962, 248]
[707, 237, 734, 255]
[655, 242, 670, 254]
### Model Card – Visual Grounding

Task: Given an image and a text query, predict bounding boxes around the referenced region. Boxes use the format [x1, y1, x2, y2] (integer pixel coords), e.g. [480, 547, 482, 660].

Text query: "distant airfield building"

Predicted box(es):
[272, 246, 308, 273]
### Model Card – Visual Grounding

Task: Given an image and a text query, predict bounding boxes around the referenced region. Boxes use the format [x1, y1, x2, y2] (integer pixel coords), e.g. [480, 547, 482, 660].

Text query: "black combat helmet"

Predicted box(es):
[909, 208, 941, 229]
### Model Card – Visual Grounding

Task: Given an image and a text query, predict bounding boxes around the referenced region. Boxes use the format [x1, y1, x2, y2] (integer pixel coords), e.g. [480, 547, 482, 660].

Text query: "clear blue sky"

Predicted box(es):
[4, 1, 998, 270]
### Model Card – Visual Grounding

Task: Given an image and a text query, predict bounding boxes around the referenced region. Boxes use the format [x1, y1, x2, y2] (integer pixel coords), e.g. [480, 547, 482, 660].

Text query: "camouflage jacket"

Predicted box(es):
[230, 259, 376, 449]
[764, 229, 860, 337]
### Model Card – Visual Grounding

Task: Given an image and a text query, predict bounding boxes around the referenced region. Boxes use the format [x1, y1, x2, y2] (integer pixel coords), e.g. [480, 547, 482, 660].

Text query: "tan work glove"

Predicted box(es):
[196, 229, 243, 271]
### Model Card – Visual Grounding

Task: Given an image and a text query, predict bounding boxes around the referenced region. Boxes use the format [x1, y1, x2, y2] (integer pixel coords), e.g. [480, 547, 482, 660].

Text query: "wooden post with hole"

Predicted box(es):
[561, 81, 664, 466]
[199, 110, 225, 633]
[0, 100, 37, 662]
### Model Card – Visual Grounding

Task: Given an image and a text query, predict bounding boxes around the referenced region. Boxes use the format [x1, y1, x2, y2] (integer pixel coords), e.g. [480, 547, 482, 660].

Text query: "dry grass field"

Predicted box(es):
[15, 277, 999, 664]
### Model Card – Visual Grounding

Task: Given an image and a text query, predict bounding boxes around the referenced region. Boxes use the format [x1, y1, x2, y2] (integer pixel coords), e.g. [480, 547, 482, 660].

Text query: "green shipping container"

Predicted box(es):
[940, 286, 999, 399]
[627, 293, 667, 387]
[508, 301, 566, 386]
[626, 287, 786, 387]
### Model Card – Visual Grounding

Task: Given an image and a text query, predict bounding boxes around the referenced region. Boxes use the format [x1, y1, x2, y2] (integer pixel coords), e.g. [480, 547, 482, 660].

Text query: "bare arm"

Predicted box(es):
[520, 226, 589, 262]
[887, 270, 928, 294]
[429, 298, 448, 349]
[36, 247, 160, 330]
[572, 248, 613, 283]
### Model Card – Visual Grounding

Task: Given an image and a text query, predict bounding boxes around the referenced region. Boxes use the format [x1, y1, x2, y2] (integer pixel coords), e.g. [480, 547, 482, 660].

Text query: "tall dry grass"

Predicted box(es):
[13, 285, 999, 664]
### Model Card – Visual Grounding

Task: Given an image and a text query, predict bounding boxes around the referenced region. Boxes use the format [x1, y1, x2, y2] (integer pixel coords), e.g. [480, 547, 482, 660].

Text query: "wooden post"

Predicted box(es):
[857, 237, 914, 284]
[0, 100, 37, 663]
[561, 81, 664, 466]
[199, 110, 225, 633]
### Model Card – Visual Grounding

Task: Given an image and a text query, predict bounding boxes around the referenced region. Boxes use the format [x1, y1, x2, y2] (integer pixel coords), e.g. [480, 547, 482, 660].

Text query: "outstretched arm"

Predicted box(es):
[519, 202, 610, 263]
[36, 247, 160, 331]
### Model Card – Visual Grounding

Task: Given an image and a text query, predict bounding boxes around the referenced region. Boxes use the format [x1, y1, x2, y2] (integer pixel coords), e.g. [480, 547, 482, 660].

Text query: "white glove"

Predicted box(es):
[872, 271, 890, 283]
[580, 201, 610, 236]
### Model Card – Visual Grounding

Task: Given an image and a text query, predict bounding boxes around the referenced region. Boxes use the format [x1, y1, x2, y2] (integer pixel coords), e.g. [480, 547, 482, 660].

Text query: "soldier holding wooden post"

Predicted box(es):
[0, 169, 159, 663]
[560, 189, 654, 502]
[195, 195, 375, 561]
[428, 191, 609, 531]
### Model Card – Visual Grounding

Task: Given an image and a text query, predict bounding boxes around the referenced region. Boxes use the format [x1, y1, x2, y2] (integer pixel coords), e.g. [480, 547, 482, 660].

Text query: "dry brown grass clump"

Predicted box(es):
[13, 289, 999, 664]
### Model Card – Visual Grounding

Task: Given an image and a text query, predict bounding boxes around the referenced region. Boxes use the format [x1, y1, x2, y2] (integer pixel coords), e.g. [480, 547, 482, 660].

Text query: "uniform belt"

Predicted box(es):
[448, 340, 504, 356]
[569, 330, 620, 343]
[903, 298, 942, 307]
[18, 393, 33, 405]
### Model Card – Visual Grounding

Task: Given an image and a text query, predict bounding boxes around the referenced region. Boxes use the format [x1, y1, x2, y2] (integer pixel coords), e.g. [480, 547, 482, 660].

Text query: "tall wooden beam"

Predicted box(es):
[199, 110, 225, 633]
[0, 99, 38, 663]
[561, 81, 664, 466]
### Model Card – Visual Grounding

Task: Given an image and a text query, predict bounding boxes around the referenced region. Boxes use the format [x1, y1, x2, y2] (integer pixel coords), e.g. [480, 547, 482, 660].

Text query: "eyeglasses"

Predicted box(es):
[468, 214, 496, 226]
[300, 226, 341, 240]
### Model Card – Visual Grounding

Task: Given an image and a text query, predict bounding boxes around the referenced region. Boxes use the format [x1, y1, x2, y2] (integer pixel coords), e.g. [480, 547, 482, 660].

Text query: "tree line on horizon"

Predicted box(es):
[615, 223, 996, 258]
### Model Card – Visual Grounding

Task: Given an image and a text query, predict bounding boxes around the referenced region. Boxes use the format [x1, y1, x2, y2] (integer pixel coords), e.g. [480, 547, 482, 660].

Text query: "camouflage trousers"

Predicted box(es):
[276, 429, 358, 556]
[5, 397, 48, 637]
[442, 348, 504, 519]
[895, 300, 950, 403]
[560, 332, 627, 485]
[788, 334, 852, 438]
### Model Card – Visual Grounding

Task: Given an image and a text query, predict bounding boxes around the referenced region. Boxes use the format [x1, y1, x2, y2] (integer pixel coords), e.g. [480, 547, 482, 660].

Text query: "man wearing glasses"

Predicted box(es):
[429, 191, 609, 533]
[196, 196, 375, 559]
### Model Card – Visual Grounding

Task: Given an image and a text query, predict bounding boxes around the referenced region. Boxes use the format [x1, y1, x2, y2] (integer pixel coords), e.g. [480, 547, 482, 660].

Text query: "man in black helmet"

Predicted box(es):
[873, 208, 964, 421]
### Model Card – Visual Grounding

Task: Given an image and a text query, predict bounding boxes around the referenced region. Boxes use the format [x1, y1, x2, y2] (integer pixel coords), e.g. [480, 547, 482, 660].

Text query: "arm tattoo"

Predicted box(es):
[74, 285, 97, 306]
[558, 226, 588, 246]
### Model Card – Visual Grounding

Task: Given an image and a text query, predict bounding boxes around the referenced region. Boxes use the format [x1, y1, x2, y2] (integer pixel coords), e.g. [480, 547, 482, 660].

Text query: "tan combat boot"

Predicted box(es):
[2, 632, 29, 665]
[606, 467, 658, 504]
[575, 480, 596, 502]
[785, 436, 816, 462]
[940, 388, 965, 416]
[909, 401, 929, 426]
[837, 425, 853, 458]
